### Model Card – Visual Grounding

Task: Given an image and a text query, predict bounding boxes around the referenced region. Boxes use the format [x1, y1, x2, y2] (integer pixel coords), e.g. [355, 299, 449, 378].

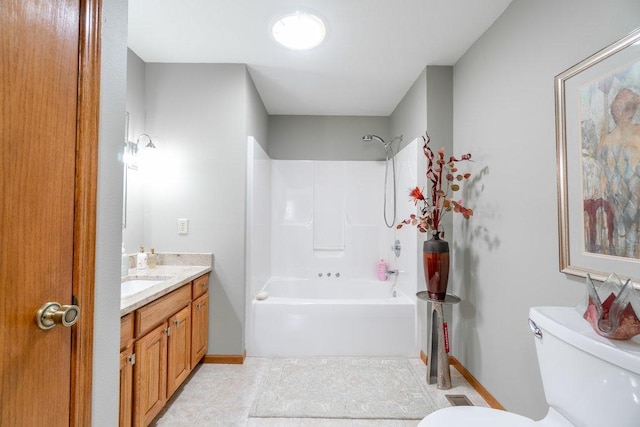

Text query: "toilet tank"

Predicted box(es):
[529, 306, 640, 427]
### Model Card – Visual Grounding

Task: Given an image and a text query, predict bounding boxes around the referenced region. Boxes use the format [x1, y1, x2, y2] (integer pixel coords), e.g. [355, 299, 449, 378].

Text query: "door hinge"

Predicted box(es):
[165, 326, 171, 336]
[127, 353, 136, 366]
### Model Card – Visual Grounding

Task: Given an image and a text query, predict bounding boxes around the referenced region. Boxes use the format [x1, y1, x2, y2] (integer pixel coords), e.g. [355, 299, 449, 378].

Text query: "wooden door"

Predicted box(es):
[191, 293, 209, 369]
[134, 322, 168, 426]
[0, 1, 100, 425]
[119, 347, 134, 427]
[167, 305, 192, 396]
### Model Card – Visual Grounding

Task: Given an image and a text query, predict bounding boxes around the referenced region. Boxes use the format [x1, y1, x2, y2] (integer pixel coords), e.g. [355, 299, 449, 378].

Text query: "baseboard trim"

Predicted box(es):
[419, 350, 505, 410]
[202, 352, 246, 364]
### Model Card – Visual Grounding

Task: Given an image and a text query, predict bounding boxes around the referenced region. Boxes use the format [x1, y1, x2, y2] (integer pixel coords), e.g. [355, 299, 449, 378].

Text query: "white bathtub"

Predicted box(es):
[249, 278, 416, 357]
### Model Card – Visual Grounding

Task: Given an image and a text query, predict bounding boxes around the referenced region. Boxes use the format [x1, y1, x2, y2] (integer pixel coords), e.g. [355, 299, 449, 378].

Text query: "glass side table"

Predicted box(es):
[416, 291, 461, 390]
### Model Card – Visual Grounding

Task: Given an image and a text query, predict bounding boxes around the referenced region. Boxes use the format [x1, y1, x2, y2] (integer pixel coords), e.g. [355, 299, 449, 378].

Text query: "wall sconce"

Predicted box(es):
[137, 133, 156, 149]
[123, 134, 157, 170]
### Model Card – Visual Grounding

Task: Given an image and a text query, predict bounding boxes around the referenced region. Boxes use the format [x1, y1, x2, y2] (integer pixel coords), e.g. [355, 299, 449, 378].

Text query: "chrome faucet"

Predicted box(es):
[385, 269, 399, 277]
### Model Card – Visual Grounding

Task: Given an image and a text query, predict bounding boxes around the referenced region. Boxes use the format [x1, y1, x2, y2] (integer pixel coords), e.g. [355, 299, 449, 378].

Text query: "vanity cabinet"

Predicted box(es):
[119, 272, 210, 427]
[191, 273, 209, 368]
[133, 286, 189, 426]
[134, 322, 167, 426]
[191, 292, 208, 369]
[167, 304, 192, 396]
[135, 285, 191, 338]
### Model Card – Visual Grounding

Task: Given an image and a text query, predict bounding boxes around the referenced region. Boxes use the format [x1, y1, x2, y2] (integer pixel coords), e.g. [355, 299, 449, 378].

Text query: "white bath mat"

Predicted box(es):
[250, 357, 436, 420]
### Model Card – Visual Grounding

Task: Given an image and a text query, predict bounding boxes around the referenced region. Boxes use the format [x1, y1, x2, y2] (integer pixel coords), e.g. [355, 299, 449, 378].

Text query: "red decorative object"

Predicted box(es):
[399, 133, 474, 299]
[581, 273, 640, 340]
[423, 231, 450, 301]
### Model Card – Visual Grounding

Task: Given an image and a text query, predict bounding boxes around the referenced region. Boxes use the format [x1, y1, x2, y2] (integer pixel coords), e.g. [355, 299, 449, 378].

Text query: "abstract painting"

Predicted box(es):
[556, 28, 640, 286]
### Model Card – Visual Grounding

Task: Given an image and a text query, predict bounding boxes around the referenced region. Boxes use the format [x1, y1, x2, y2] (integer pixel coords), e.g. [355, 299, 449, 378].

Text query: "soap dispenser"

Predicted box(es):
[137, 246, 148, 270]
[121, 243, 128, 277]
[377, 259, 388, 281]
[148, 248, 157, 269]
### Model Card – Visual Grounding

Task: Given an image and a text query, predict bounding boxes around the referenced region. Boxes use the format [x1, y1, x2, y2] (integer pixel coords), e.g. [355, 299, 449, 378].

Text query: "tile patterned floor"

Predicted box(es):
[152, 357, 489, 427]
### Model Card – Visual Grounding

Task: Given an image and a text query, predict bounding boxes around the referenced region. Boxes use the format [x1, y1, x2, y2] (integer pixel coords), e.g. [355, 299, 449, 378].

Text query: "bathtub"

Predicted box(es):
[249, 278, 417, 357]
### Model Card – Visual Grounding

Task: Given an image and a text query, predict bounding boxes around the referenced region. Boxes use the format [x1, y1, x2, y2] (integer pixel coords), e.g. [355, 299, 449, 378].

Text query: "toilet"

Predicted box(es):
[419, 306, 640, 426]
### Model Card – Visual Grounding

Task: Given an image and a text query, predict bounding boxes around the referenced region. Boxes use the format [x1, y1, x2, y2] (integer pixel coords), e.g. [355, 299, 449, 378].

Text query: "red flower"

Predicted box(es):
[409, 187, 425, 203]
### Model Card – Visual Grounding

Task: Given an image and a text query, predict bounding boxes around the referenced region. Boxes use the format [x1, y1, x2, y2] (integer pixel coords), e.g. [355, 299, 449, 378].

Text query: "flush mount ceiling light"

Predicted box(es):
[271, 11, 326, 51]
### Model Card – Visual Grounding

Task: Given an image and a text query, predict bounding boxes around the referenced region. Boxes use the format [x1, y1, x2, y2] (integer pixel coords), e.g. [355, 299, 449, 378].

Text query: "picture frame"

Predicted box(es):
[555, 28, 640, 288]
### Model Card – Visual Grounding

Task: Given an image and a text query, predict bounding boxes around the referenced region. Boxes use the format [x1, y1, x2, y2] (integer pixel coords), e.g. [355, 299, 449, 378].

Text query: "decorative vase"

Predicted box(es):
[423, 231, 450, 301]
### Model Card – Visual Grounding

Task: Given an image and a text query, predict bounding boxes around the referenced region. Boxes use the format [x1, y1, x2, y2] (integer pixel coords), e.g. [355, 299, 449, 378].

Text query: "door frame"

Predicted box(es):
[71, 0, 102, 424]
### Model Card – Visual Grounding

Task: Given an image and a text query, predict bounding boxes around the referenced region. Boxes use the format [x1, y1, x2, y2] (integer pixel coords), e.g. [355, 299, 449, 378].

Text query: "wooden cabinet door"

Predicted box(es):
[121, 313, 134, 351]
[191, 293, 209, 369]
[167, 305, 192, 397]
[192, 273, 209, 299]
[119, 347, 134, 427]
[134, 323, 167, 427]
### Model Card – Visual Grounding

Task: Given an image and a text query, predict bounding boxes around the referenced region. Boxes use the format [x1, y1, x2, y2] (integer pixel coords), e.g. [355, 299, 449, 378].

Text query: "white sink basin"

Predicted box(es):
[121, 279, 165, 298]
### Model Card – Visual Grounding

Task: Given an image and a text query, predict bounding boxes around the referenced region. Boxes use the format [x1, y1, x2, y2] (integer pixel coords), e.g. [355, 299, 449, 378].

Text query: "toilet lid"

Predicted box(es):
[419, 407, 535, 427]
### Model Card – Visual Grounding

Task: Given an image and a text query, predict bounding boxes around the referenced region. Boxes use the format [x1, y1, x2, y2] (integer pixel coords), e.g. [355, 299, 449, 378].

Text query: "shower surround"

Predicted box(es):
[246, 137, 421, 356]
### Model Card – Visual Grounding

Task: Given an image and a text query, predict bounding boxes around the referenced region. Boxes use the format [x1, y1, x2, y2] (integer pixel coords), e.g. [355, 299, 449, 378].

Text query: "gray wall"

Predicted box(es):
[126, 49, 146, 140]
[141, 63, 268, 355]
[268, 115, 390, 160]
[390, 66, 455, 355]
[122, 49, 146, 253]
[425, 66, 454, 237]
[450, 0, 640, 419]
[93, 0, 127, 425]
[390, 67, 426, 148]
[425, 66, 453, 160]
[245, 67, 269, 152]
[390, 66, 428, 353]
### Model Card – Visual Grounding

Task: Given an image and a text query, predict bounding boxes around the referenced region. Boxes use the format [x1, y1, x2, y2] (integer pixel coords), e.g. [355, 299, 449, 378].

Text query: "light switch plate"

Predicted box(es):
[178, 218, 189, 235]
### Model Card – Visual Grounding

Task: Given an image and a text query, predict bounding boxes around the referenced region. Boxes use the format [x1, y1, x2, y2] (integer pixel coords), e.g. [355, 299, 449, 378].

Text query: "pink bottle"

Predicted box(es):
[377, 259, 387, 281]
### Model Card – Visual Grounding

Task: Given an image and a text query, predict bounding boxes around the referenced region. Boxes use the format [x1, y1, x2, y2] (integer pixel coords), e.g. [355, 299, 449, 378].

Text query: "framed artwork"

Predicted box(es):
[555, 28, 640, 287]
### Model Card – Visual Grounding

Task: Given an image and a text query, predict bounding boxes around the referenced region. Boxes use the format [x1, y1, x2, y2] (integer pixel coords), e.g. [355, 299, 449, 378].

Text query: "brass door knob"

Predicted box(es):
[36, 302, 80, 330]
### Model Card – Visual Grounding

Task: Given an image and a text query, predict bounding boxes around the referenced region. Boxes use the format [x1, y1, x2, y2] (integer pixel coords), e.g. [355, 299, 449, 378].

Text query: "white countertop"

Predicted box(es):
[120, 264, 212, 316]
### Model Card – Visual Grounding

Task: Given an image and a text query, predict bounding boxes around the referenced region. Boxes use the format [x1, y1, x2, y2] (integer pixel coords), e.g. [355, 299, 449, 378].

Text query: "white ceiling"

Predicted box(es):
[128, 0, 512, 116]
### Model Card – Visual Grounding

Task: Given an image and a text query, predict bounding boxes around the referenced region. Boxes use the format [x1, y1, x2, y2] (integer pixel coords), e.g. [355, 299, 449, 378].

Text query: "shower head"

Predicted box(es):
[362, 134, 386, 145]
[362, 134, 403, 149]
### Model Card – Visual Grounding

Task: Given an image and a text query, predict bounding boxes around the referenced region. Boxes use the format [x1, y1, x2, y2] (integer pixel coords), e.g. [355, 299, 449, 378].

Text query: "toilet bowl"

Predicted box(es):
[419, 306, 640, 427]
[418, 406, 572, 426]
[419, 406, 535, 426]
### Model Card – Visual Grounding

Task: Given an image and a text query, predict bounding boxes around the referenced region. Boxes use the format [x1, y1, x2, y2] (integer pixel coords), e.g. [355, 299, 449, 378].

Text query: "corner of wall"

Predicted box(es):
[390, 66, 427, 147]
[244, 67, 269, 153]
[94, 0, 127, 425]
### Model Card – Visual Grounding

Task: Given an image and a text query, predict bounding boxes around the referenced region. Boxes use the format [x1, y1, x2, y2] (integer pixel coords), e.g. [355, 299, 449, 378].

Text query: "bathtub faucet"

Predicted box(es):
[385, 269, 399, 277]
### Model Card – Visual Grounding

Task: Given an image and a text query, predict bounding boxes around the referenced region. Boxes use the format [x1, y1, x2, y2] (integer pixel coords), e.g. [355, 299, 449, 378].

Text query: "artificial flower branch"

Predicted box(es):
[397, 133, 474, 234]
